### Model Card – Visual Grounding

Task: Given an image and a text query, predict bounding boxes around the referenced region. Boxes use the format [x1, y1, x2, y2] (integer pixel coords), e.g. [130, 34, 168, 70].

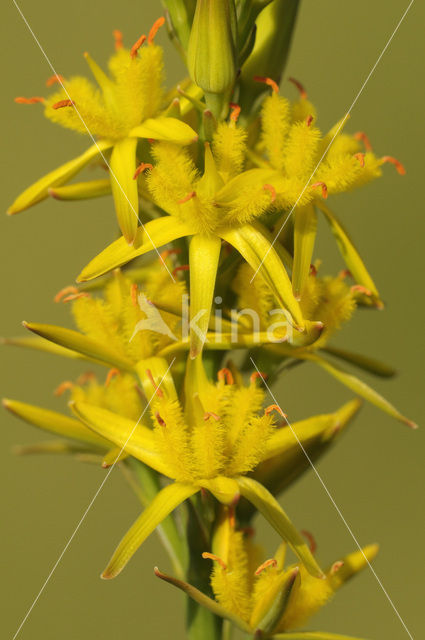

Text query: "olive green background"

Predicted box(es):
[1, 1, 424, 638]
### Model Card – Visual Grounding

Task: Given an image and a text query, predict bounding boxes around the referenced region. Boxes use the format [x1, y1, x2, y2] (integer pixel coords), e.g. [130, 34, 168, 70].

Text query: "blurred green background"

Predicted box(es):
[1, 1, 424, 638]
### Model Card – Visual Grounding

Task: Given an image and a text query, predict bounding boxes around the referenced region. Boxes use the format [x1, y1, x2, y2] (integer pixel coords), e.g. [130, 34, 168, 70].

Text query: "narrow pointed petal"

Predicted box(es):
[101, 447, 129, 468]
[154, 568, 251, 632]
[102, 482, 199, 579]
[309, 354, 417, 428]
[48, 179, 111, 200]
[273, 633, 369, 640]
[69, 401, 167, 475]
[317, 202, 383, 308]
[7, 140, 112, 214]
[13, 440, 93, 457]
[219, 224, 305, 330]
[110, 137, 139, 243]
[292, 204, 317, 299]
[200, 476, 240, 505]
[77, 216, 194, 282]
[330, 544, 379, 589]
[322, 346, 396, 378]
[236, 477, 324, 578]
[2, 335, 87, 361]
[189, 234, 221, 358]
[251, 568, 299, 634]
[23, 321, 133, 371]
[3, 398, 109, 447]
[130, 117, 198, 145]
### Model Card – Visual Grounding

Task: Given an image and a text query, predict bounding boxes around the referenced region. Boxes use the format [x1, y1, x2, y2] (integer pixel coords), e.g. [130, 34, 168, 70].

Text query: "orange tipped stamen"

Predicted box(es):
[306, 114, 314, 127]
[178, 191, 196, 205]
[14, 96, 45, 104]
[310, 264, 318, 277]
[148, 16, 165, 44]
[54, 381, 74, 396]
[54, 285, 78, 303]
[229, 102, 241, 123]
[354, 131, 373, 151]
[204, 411, 221, 421]
[146, 369, 164, 397]
[301, 530, 317, 554]
[250, 371, 268, 384]
[253, 76, 279, 94]
[339, 269, 352, 280]
[265, 404, 288, 419]
[52, 99, 74, 110]
[130, 283, 138, 306]
[217, 368, 234, 385]
[133, 162, 153, 180]
[255, 558, 277, 576]
[46, 74, 65, 87]
[105, 369, 120, 386]
[160, 248, 181, 261]
[173, 264, 189, 277]
[62, 292, 90, 303]
[202, 552, 227, 570]
[76, 371, 96, 385]
[155, 412, 166, 427]
[381, 155, 406, 175]
[289, 77, 307, 99]
[130, 34, 146, 59]
[354, 152, 365, 167]
[113, 29, 123, 50]
[311, 181, 328, 199]
[330, 560, 344, 575]
[263, 184, 276, 203]
[351, 284, 372, 297]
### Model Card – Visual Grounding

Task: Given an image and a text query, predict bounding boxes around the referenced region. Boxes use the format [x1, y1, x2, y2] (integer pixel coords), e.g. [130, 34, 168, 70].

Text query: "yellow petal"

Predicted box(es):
[101, 482, 199, 579]
[110, 137, 139, 243]
[77, 216, 195, 282]
[322, 346, 396, 378]
[200, 476, 240, 506]
[48, 179, 111, 200]
[292, 204, 317, 299]
[7, 140, 112, 214]
[275, 632, 369, 640]
[130, 117, 198, 145]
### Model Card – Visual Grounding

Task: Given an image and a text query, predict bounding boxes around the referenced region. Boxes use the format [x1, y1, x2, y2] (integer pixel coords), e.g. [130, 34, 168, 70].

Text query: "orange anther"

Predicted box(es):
[178, 191, 196, 205]
[306, 114, 314, 127]
[202, 552, 227, 570]
[351, 284, 372, 297]
[46, 74, 65, 87]
[217, 368, 234, 385]
[146, 369, 164, 397]
[61, 292, 90, 303]
[250, 371, 268, 384]
[54, 381, 74, 396]
[301, 530, 317, 554]
[52, 99, 74, 110]
[204, 411, 221, 421]
[130, 34, 146, 59]
[160, 248, 181, 261]
[381, 155, 406, 175]
[265, 404, 288, 419]
[263, 184, 276, 203]
[130, 283, 138, 306]
[54, 285, 79, 303]
[338, 269, 352, 280]
[311, 181, 328, 199]
[155, 412, 166, 427]
[228, 506, 236, 529]
[76, 371, 96, 385]
[354, 152, 365, 167]
[105, 369, 120, 386]
[14, 96, 45, 104]
[253, 76, 279, 94]
[330, 560, 344, 575]
[133, 162, 153, 179]
[148, 16, 165, 44]
[309, 264, 318, 277]
[113, 29, 123, 50]
[229, 102, 241, 123]
[173, 264, 189, 277]
[354, 131, 373, 151]
[255, 558, 277, 576]
[288, 77, 307, 99]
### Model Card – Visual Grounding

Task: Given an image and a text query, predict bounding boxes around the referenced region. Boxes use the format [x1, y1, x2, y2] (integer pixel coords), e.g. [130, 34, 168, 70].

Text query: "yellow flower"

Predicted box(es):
[155, 509, 379, 640]
[8, 21, 198, 243]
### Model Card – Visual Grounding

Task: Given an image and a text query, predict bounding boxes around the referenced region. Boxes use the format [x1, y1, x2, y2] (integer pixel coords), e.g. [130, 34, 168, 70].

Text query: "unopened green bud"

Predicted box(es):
[188, 0, 237, 95]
